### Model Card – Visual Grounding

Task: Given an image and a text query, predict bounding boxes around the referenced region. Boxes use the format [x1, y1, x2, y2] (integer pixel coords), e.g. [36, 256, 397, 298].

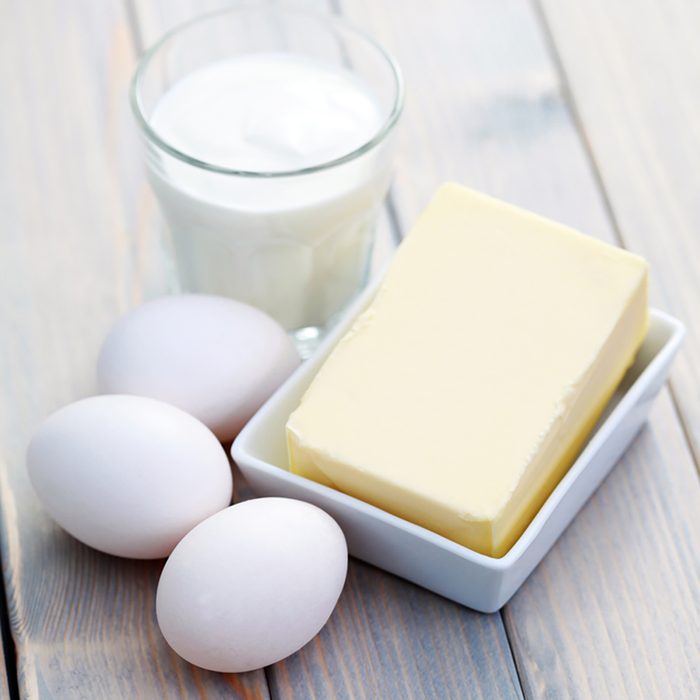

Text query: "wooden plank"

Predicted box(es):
[538, 0, 700, 467]
[504, 391, 700, 699]
[0, 551, 11, 698]
[269, 561, 521, 700]
[0, 1, 268, 697]
[0, 564, 12, 699]
[336, 0, 700, 697]
[130, 2, 524, 698]
[0, 621, 10, 700]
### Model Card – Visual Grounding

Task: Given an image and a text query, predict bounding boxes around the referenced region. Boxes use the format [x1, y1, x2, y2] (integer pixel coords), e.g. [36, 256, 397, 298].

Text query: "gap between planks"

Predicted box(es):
[537, 0, 700, 474]
[0, 549, 14, 699]
[531, 0, 700, 480]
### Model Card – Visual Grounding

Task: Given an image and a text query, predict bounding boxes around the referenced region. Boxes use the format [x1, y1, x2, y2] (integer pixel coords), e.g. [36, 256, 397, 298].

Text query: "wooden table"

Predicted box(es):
[1, 1, 699, 697]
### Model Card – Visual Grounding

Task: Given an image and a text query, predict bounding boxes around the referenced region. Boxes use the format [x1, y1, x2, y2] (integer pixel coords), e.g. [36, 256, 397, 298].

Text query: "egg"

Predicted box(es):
[156, 498, 348, 672]
[97, 295, 300, 442]
[27, 395, 232, 558]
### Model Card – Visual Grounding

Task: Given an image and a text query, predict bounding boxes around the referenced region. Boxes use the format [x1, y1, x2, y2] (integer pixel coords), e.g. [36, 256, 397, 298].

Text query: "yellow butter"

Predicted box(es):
[286, 183, 649, 557]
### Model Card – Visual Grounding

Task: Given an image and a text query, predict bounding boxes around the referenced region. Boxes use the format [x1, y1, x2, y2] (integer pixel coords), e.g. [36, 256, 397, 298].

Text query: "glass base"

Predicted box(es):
[290, 325, 324, 360]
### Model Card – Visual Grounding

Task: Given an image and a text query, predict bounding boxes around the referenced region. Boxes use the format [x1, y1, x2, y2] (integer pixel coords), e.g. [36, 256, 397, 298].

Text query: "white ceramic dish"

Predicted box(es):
[232, 278, 685, 612]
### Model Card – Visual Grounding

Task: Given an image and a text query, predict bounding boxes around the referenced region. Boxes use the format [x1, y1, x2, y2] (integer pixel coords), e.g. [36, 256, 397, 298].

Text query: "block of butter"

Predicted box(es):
[286, 184, 649, 557]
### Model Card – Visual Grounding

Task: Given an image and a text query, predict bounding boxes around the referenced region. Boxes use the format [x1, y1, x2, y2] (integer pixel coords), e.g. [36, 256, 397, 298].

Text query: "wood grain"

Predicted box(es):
[0, 626, 9, 700]
[270, 561, 522, 700]
[0, 1, 267, 696]
[505, 391, 700, 699]
[337, 0, 700, 697]
[538, 0, 700, 467]
[0, 542, 10, 698]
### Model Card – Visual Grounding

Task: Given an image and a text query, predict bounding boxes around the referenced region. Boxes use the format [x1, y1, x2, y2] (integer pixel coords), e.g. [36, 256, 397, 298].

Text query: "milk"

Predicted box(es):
[146, 53, 393, 332]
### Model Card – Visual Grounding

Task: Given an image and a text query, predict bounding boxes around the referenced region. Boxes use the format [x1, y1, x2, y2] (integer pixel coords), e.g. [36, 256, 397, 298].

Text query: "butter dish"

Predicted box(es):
[232, 276, 684, 612]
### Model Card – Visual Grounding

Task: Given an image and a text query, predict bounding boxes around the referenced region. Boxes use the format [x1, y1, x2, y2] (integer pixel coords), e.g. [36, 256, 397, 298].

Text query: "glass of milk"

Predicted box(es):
[130, 5, 403, 353]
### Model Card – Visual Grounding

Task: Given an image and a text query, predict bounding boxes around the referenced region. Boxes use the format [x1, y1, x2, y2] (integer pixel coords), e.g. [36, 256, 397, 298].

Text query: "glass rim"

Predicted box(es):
[129, 4, 404, 178]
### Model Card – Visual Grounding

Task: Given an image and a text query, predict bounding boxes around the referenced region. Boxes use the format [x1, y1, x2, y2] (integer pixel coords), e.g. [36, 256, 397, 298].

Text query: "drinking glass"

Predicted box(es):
[130, 5, 403, 354]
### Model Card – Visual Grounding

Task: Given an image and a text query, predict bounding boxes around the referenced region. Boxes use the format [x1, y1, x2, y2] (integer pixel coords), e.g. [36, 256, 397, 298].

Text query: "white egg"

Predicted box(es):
[27, 395, 232, 558]
[97, 295, 300, 442]
[156, 498, 348, 672]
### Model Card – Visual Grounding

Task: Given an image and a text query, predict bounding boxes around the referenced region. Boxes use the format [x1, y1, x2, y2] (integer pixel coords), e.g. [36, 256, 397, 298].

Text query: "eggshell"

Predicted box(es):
[27, 395, 232, 558]
[97, 295, 299, 441]
[156, 498, 348, 672]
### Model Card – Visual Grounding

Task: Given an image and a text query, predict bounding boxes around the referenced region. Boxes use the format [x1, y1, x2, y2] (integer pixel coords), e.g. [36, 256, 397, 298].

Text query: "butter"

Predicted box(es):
[286, 184, 649, 557]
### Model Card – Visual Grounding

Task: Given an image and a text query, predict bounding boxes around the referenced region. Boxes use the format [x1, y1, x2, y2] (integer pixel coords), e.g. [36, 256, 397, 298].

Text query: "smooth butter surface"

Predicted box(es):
[286, 183, 648, 557]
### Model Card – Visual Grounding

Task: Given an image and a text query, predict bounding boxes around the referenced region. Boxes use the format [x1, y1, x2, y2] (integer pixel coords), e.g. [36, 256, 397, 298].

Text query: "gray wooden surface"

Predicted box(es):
[0, 0, 698, 698]
[540, 0, 700, 465]
[0, 619, 8, 699]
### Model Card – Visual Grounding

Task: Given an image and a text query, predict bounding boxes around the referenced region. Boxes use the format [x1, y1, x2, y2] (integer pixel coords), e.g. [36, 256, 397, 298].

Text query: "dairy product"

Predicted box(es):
[286, 183, 649, 557]
[147, 53, 392, 332]
[152, 54, 382, 172]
